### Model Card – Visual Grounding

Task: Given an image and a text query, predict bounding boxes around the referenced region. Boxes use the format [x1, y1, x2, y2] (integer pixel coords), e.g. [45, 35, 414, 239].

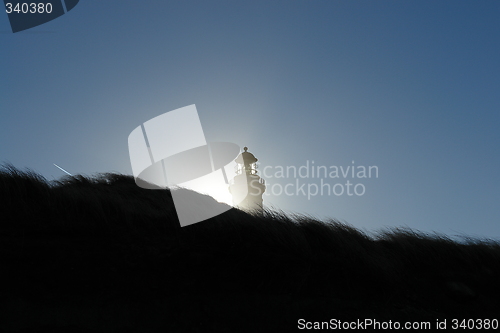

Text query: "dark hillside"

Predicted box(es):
[1, 165, 499, 332]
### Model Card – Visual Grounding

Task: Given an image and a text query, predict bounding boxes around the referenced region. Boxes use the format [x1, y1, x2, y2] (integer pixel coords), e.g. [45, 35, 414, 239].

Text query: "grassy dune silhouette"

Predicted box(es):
[1, 165, 500, 332]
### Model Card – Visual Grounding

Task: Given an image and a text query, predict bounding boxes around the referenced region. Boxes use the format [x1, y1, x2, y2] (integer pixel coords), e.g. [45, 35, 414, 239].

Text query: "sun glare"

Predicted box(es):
[177, 170, 234, 206]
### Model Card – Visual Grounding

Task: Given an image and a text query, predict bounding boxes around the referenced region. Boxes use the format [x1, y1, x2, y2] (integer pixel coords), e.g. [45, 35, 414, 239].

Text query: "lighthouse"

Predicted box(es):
[229, 147, 266, 212]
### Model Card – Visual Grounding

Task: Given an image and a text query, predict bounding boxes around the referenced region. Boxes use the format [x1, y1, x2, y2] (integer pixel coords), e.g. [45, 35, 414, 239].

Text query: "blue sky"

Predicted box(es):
[1, 1, 499, 239]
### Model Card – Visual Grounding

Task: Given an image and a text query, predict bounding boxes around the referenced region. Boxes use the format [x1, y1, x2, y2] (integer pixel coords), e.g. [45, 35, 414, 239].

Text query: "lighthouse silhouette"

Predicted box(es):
[229, 147, 266, 212]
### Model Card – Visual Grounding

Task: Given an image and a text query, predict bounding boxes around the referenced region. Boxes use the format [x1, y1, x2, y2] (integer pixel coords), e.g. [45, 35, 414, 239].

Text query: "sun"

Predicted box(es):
[177, 170, 234, 206]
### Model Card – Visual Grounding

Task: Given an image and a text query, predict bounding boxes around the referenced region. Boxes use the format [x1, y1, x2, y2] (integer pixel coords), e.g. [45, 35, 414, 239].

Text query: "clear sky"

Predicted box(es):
[1, 1, 499, 240]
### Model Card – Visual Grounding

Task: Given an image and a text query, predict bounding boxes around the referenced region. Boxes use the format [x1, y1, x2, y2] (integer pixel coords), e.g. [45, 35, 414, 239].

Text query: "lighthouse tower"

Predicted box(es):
[229, 147, 266, 211]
